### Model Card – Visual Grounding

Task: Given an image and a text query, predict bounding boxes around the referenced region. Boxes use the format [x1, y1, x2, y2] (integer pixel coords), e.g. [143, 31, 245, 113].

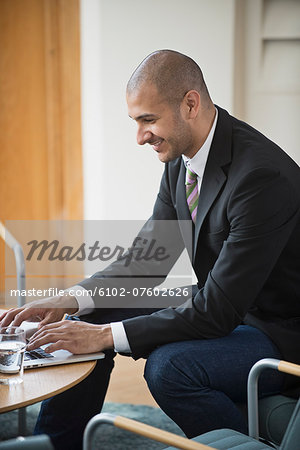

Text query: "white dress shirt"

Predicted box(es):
[69, 109, 218, 353]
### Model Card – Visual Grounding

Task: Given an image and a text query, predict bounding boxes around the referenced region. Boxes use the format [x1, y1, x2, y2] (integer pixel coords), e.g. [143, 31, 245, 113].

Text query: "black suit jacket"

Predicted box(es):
[80, 106, 300, 366]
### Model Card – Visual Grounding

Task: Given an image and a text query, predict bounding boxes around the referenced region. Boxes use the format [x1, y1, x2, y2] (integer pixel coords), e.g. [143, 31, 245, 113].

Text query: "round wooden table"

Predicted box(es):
[0, 360, 96, 413]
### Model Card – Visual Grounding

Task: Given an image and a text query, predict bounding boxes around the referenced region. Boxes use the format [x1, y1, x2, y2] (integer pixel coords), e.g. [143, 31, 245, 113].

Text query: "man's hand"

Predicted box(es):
[0, 294, 78, 328]
[27, 320, 114, 354]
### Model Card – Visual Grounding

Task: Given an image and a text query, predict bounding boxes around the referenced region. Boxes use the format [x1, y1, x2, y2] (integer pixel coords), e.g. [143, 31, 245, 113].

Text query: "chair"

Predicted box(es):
[0, 435, 54, 449]
[83, 358, 300, 450]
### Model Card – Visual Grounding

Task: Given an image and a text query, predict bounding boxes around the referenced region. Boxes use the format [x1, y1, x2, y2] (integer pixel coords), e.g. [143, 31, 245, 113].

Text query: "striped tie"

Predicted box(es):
[185, 167, 199, 223]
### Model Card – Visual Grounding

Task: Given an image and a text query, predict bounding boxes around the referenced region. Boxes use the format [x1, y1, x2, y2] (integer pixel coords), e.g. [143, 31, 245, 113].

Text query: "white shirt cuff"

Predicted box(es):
[64, 285, 95, 316]
[110, 322, 131, 353]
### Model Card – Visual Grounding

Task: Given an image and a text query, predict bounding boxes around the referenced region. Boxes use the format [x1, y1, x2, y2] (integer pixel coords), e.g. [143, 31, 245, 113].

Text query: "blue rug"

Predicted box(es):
[0, 402, 185, 449]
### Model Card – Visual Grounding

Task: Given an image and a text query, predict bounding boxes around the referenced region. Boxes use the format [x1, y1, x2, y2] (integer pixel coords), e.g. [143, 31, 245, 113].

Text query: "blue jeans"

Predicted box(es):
[144, 325, 284, 438]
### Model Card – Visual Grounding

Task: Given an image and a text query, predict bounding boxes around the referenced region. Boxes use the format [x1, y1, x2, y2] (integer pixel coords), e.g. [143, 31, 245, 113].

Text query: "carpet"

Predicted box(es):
[0, 402, 185, 449]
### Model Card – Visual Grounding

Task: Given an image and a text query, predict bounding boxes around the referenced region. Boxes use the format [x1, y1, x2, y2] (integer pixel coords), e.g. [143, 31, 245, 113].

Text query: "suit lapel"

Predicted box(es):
[193, 162, 227, 257]
[193, 106, 232, 259]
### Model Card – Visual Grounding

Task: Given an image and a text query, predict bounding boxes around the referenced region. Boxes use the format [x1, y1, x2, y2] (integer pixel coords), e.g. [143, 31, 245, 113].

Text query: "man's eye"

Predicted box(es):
[144, 118, 155, 123]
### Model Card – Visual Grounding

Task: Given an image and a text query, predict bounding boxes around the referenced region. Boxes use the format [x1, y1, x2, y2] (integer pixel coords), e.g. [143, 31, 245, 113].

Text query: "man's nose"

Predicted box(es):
[136, 128, 152, 146]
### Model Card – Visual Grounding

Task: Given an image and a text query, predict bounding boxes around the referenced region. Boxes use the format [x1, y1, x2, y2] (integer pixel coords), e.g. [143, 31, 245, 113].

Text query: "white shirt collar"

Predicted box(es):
[182, 108, 218, 179]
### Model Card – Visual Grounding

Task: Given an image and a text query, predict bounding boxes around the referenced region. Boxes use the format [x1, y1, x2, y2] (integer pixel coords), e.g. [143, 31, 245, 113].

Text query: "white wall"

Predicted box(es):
[239, 0, 300, 165]
[80, 0, 236, 220]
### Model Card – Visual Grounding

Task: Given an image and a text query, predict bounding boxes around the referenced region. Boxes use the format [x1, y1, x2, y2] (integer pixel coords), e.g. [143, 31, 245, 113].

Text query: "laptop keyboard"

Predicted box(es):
[24, 348, 54, 361]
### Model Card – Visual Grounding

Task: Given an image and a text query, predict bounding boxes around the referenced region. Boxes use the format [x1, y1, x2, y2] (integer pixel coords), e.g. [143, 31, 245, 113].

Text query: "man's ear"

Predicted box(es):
[182, 90, 201, 119]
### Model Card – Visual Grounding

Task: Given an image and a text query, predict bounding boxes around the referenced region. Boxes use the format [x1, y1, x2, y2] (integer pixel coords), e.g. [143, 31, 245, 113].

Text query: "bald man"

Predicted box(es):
[1, 50, 300, 450]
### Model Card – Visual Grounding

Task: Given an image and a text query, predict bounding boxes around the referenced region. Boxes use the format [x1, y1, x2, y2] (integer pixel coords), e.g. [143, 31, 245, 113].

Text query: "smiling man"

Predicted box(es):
[1, 50, 300, 450]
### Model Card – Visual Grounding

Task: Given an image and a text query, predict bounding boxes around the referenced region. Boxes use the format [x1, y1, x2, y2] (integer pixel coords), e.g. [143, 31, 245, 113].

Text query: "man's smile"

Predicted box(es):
[150, 139, 164, 151]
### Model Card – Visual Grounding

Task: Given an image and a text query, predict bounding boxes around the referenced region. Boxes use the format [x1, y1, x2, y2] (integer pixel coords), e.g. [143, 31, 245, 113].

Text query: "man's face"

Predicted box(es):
[127, 84, 195, 162]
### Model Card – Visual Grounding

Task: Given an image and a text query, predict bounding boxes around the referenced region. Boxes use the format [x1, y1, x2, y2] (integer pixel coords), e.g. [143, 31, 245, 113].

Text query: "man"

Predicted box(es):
[1, 50, 300, 450]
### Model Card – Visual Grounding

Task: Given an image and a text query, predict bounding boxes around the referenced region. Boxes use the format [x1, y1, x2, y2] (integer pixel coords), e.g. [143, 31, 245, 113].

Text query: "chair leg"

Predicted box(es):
[18, 407, 27, 435]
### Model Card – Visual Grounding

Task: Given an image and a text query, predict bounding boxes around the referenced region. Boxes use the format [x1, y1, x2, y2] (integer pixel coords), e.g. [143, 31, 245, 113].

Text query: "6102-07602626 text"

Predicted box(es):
[95, 287, 190, 297]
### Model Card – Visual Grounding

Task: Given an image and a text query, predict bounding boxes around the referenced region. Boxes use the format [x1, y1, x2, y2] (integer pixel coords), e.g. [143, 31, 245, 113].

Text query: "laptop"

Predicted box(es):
[21, 321, 105, 369]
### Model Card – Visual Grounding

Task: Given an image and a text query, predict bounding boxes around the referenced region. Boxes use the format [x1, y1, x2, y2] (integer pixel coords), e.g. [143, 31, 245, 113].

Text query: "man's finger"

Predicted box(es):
[11, 309, 41, 327]
[44, 340, 70, 353]
[27, 331, 60, 350]
[39, 309, 66, 327]
[29, 322, 69, 346]
[0, 308, 14, 323]
[0, 308, 24, 327]
[36, 321, 67, 335]
[38, 314, 59, 329]
[29, 327, 53, 343]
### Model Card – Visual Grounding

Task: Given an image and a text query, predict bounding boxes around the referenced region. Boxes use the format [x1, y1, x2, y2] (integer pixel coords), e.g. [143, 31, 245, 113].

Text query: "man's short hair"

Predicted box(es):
[127, 50, 211, 107]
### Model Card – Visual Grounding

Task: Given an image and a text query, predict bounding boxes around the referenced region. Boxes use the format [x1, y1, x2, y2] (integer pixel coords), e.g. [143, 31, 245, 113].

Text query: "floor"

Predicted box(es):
[106, 354, 158, 407]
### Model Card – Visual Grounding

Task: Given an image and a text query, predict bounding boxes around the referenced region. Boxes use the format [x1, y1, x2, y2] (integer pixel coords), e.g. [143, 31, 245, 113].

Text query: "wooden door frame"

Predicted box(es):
[44, 0, 83, 220]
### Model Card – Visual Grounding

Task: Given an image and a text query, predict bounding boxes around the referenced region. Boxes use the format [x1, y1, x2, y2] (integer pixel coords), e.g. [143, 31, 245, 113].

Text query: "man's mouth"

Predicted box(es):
[150, 139, 163, 151]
